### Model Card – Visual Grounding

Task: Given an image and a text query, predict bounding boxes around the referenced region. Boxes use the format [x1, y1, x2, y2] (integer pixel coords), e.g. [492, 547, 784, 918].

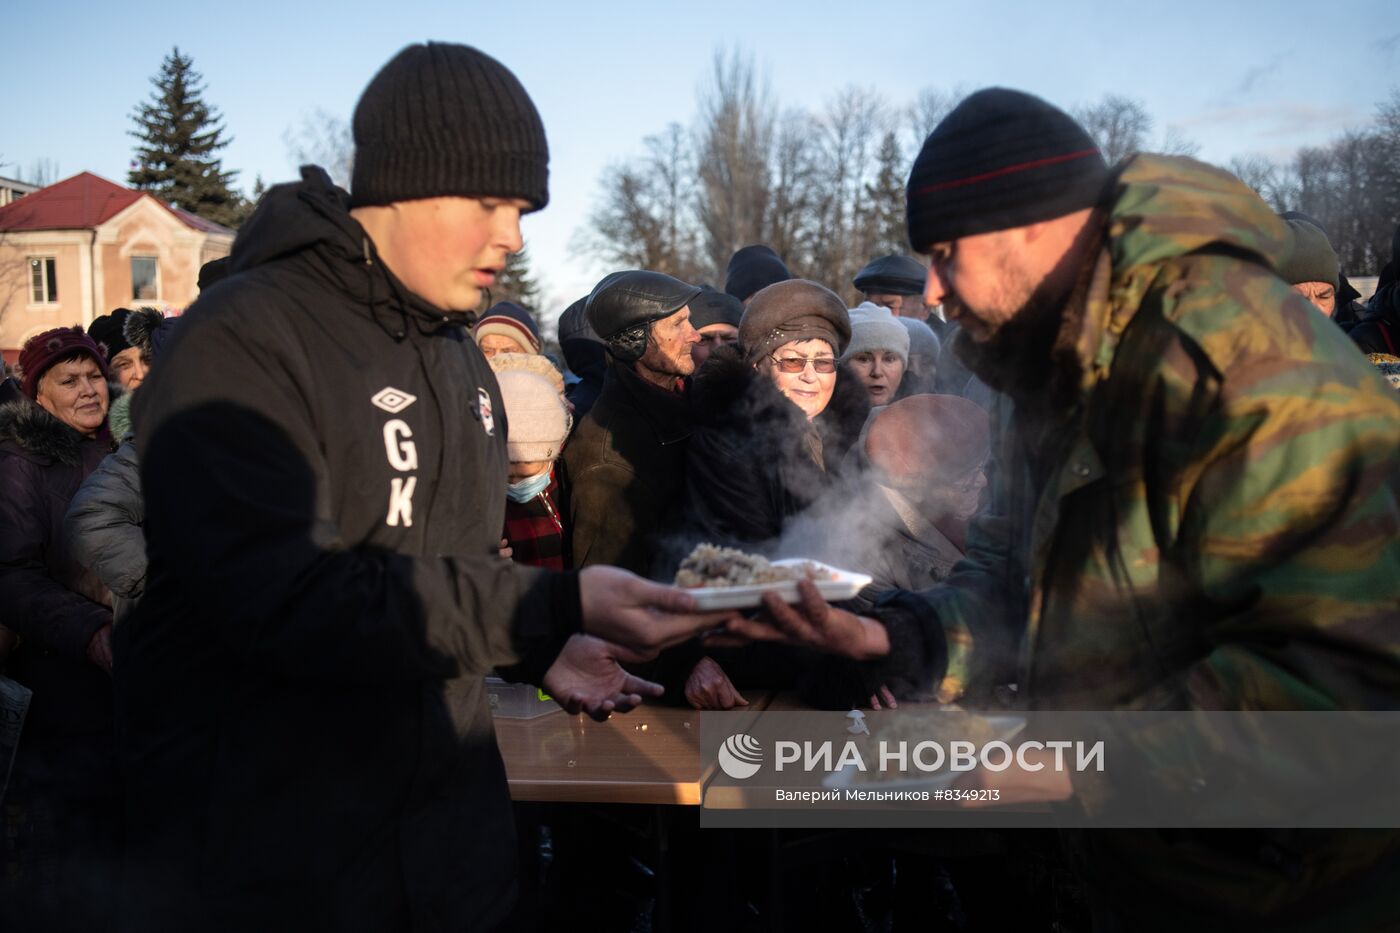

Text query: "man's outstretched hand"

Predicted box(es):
[542, 634, 663, 722]
[579, 565, 736, 658]
[710, 578, 891, 661]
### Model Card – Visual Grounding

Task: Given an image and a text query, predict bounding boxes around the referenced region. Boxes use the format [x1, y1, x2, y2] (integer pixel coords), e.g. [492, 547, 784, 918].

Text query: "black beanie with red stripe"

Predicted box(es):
[905, 88, 1108, 252]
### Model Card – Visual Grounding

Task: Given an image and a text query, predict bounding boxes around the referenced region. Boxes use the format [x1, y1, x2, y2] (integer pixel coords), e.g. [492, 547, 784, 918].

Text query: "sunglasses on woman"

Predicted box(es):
[769, 354, 837, 374]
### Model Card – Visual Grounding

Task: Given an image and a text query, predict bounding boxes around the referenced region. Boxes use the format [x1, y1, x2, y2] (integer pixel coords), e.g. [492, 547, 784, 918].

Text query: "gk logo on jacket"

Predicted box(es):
[374, 387, 418, 527]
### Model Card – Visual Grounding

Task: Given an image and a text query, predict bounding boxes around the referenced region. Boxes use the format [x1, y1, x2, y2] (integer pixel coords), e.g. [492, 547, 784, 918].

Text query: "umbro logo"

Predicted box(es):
[371, 387, 417, 414]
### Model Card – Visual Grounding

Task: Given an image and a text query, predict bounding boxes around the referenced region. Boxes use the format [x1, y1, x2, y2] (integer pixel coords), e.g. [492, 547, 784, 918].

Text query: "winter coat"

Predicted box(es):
[503, 465, 569, 570]
[864, 155, 1400, 926]
[0, 376, 21, 407]
[563, 360, 693, 576]
[65, 440, 144, 624]
[561, 337, 607, 422]
[0, 400, 114, 741]
[115, 167, 580, 933]
[1350, 280, 1400, 356]
[684, 345, 870, 552]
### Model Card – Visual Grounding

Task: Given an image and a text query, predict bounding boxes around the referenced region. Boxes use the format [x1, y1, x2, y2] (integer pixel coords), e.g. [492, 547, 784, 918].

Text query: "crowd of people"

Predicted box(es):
[1, 39, 1398, 933]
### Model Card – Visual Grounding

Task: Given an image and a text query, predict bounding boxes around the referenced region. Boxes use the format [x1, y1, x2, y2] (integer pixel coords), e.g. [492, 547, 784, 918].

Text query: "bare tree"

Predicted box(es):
[25, 158, 60, 186]
[572, 124, 703, 282]
[765, 109, 821, 273]
[694, 48, 775, 280]
[284, 109, 354, 188]
[1227, 155, 1287, 210]
[803, 86, 890, 299]
[908, 87, 962, 149]
[1157, 126, 1202, 159]
[1074, 95, 1153, 165]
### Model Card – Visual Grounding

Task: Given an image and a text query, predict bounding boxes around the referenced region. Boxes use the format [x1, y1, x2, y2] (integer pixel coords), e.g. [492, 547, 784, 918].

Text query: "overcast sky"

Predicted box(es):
[6, 0, 1396, 323]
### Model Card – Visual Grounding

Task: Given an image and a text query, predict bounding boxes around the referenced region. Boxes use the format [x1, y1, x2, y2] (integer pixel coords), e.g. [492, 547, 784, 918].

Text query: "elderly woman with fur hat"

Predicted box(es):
[0, 326, 120, 928]
[686, 278, 868, 548]
[679, 279, 868, 708]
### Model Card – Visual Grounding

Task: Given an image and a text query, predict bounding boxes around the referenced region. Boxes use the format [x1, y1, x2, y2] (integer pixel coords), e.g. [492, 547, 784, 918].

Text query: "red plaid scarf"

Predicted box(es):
[503, 470, 566, 570]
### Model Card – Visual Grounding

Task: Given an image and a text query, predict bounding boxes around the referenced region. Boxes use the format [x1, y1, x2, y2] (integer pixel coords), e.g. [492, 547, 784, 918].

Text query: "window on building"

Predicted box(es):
[29, 256, 57, 304]
[131, 256, 159, 301]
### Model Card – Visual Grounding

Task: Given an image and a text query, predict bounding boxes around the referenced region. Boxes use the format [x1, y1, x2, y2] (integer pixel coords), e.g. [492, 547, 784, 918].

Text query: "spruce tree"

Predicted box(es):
[129, 47, 245, 228]
[492, 245, 542, 312]
[865, 131, 909, 257]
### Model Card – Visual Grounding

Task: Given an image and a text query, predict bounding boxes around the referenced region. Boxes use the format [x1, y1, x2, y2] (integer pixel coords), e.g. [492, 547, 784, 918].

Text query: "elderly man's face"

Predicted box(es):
[357, 196, 530, 313]
[865, 292, 928, 320]
[924, 230, 1040, 343]
[1291, 281, 1337, 318]
[691, 322, 738, 368]
[639, 305, 701, 377]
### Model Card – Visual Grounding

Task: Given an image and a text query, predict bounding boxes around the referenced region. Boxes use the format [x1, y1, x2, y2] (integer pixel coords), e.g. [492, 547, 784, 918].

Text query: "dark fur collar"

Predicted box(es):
[0, 399, 88, 466]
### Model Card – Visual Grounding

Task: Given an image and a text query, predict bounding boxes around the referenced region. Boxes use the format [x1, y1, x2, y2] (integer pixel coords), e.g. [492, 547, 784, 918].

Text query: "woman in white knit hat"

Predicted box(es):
[492, 359, 572, 569]
[842, 301, 910, 406]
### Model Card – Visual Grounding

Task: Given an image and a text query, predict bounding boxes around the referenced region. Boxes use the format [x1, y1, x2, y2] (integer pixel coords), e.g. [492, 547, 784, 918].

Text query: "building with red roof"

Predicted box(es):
[0, 172, 234, 360]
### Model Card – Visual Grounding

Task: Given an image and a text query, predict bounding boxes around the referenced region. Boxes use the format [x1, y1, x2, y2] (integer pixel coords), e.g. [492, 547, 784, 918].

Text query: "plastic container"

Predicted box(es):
[486, 676, 561, 719]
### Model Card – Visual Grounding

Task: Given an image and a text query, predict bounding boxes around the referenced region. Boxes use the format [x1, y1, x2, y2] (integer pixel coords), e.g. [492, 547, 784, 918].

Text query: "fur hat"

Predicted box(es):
[474, 301, 541, 354]
[843, 302, 910, 366]
[739, 279, 851, 363]
[87, 309, 134, 359]
[19, 326, 109, 400]
[123, 307, 178, 361]
[496, 370, 570, 462]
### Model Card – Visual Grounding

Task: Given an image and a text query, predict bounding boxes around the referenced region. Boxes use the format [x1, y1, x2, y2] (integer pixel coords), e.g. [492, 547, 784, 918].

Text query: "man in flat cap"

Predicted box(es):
[116, 44, 727, 932]
[853, 254, 931, 323]
[565, 269, 702, 574]
[726, 87, 1400, 928]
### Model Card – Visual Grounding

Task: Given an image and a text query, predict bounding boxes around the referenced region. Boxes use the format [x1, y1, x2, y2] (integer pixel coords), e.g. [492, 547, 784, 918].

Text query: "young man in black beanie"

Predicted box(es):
[117, 42, 729, 933]
[722, 87, 1400, 931]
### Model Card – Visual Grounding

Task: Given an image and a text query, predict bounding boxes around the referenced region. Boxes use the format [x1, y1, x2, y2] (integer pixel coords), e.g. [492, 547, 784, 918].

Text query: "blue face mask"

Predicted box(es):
[506, 468, 552, 503]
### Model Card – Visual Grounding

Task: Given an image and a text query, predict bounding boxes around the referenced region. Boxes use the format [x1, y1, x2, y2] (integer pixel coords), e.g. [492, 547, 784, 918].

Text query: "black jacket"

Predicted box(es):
[1351, 282, 1400, 356]
[563, 360, 693, 575]
[65, 439, 145, 624]
[684, 345, 869, 551]
[0, 400, 114, 742]
[116, 167, 579, 932]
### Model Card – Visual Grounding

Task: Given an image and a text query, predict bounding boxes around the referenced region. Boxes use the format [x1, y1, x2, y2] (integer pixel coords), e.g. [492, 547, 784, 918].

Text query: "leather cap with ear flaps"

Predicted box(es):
[584, 270, 702, 340]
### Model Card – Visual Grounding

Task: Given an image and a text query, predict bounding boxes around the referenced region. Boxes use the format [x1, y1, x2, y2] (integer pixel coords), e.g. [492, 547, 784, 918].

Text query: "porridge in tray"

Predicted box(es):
[674, 543, 835, 588]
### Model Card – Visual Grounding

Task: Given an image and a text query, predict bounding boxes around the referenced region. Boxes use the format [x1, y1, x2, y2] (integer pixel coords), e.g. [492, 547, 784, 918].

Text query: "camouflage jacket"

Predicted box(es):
[881, 154, 1400, 713]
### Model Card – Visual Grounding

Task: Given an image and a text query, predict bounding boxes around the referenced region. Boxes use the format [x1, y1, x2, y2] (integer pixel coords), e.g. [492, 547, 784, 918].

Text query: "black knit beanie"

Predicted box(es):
[724, 245, 792, 301]
[350, 42, 549, 211]
[906, 88, 1108, 252]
